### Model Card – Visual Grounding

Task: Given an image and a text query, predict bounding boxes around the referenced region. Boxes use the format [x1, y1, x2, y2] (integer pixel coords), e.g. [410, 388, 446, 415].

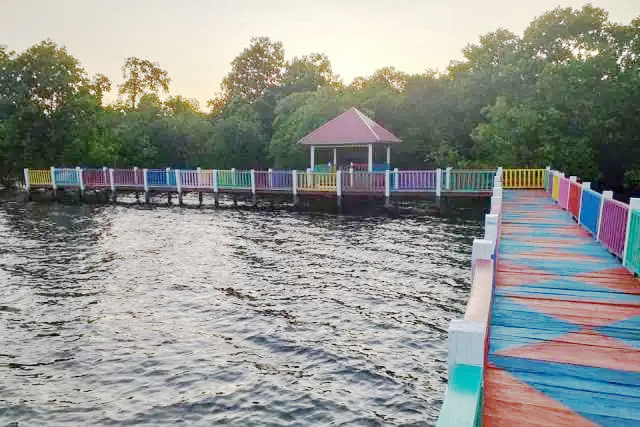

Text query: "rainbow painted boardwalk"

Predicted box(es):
[485, 190, 640, 426]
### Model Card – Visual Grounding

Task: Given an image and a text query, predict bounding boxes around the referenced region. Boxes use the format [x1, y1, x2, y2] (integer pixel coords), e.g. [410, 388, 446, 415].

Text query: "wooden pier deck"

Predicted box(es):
[484, 190, 640, 426]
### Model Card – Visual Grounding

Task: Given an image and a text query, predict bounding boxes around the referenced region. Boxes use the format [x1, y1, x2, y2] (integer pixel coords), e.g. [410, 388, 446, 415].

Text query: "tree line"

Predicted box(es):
[1, 5, 639, 192]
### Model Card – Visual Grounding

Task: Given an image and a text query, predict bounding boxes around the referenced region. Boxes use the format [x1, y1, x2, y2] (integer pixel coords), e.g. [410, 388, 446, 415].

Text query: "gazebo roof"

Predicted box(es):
[298, 107, 402, 146]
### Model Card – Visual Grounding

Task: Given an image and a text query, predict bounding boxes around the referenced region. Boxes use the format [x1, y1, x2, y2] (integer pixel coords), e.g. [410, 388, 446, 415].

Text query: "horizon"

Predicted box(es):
[3, 0, 640, 110]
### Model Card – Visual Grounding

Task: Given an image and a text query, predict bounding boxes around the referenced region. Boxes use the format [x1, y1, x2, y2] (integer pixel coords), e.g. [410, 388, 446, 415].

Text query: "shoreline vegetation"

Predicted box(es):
[1, 5, 639, 194]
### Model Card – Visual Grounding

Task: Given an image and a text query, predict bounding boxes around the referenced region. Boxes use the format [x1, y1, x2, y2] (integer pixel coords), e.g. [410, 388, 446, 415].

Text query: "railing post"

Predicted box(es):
[197, 167, 202, 187]
[50, 166, 57, 193]
[250, 169, 256, 194]
[231, 168, 236, 187]
[435, 168, 442, 197]
[133, 166, 139, 185]
[306, 168, 312, 188]
[394, 168, 399, 191]
[596, 190, 613, 241]
[578, 182, 591, 225]
[623, 198, 640, 267]
[268, 168, 273, 189]
[336, 170, 342, 198]
[142, 168, 148, 192]
[385, 169, 390, 198]
[484, 214, 499, 253]
[292, 170, 298, 203]
[349, 167, 354, 187]
[212, 169, 218, 193]
[471, 239, 494, 281]
[445, 167, 452, 190]
[76, 166, 84, 197]
[175, 169, 182, 193]
[545, 166, 551, 191]
[109, 168, 116, 192]
[102, 166, 108, 187]
[23, 168, 30, 194]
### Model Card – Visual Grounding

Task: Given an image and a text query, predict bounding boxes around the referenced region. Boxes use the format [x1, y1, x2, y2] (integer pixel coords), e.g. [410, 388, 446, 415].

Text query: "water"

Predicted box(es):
[0, 194, 484, 426]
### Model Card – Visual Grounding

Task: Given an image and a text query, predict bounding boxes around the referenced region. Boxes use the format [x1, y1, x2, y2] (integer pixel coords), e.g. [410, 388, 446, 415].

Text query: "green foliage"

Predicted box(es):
[2, 4, 640, 196]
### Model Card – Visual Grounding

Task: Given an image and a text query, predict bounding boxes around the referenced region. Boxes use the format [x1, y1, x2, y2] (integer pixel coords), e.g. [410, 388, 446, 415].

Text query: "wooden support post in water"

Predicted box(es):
[198, 192, 203, 206]
[109, 168, 116, 202]
[50, 166, 57, 199]
[623, 198, 640, 267]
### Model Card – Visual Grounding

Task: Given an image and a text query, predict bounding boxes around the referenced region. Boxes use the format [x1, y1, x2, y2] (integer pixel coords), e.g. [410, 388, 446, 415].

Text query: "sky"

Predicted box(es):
[3, 0, 640, 110]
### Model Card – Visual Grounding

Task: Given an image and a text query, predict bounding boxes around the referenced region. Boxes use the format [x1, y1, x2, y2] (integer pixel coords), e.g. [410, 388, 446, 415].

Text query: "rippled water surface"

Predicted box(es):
[0, 194, 484, 426]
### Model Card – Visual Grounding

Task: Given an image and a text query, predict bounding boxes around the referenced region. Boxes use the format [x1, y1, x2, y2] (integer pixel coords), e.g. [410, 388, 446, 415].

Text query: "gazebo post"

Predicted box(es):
[368, 144, 373, 172]
[310, 145, 315, 170]
[386, 145, 391, 169]
[333, 148, 337, 168]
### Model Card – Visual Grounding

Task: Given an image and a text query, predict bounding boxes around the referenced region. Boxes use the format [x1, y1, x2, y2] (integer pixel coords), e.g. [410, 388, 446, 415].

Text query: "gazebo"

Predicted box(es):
[298, 107, 402, 172]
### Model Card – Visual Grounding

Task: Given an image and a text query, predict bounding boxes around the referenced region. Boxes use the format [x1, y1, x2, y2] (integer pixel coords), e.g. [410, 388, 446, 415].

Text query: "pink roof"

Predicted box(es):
[298, 107, 402, 146]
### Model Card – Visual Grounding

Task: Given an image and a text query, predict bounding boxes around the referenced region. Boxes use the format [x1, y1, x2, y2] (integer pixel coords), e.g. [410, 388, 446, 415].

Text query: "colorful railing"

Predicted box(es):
[579, 189, 602, 236]
[27, 169, 52, 186]
[503, 168, 545, 189]
[549, 169, 639, 269]
[437, 172, 503, 427]
[395, 170, 438, 192]
[342, 171, 385, 194]
[449, 170, 495, 192]
[297, 171, 337, 192]
[625, 205, 640, 275]
[599, 198, 629, 258]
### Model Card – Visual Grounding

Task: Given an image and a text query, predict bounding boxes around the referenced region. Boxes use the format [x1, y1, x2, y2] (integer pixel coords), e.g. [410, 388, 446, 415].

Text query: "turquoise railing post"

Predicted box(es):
[597, 191, 613, 241]
[436, 168, 442, 197]
[623, 198, 640, 269]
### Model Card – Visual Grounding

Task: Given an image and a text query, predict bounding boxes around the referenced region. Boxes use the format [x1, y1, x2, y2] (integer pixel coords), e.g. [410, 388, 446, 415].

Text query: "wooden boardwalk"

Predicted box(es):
[484, 190, 640, 426]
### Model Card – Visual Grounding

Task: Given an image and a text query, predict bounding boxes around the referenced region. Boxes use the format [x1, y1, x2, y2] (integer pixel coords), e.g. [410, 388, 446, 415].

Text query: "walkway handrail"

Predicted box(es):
[436, 174, 503, 427]
[503, 168, 546, 189]
[547, 168, 639, 273]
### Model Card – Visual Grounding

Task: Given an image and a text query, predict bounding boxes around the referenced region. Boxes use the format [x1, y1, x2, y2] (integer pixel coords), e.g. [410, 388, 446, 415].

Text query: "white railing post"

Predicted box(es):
[250, 169, 256, 194]
[385, 169, 390, 198]
[76, 166, 84, 194]
[578, 182, 591, 225]
[570, 176, 578, 182]
[175, 169, 182, 193]
[102, 166, 108, 186]
[336, 170, 342, 197]
[435, 168, 442, 197]
[484, 214, 499, 252]
[623, 198, 640, 267]
[142, 168, 148, 192]
[212, 169, 218, 193]
[596, 190, 613, 241]
[231, 168, 236, 187]
[165, 167, 171, 186]
[268, 168, 273, 188]
[349, 167, 354, 187]
[50, 166, 57, 191]
[445, 167, 452, 190]
[306, 168, 312, 188]
[23, 168, 30, 192]
[292, 170, 298, 197]
[109, 168, 115, 192]
[545, 166, 551, 191]
[394, 168, 399, 191]
[133, 167, 139, 185]
[471, 239, 494, 281]
[197, 167, 202, 187]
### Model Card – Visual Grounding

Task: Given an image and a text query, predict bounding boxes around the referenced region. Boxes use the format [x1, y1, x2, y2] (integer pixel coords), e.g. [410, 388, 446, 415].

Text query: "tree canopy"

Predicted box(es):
[1, 6, 640, 195]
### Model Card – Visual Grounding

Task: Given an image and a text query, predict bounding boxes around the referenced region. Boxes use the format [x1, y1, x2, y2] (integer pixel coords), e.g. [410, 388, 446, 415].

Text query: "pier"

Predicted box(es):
[437, 169, 639, 426]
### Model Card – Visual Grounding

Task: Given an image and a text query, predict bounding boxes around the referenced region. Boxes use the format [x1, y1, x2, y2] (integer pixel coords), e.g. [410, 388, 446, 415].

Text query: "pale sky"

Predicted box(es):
[3, 0, 640, 109]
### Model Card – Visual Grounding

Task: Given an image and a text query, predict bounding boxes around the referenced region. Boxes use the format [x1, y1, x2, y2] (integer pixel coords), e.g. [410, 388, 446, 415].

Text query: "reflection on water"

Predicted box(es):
[0, 193, 484, 426]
